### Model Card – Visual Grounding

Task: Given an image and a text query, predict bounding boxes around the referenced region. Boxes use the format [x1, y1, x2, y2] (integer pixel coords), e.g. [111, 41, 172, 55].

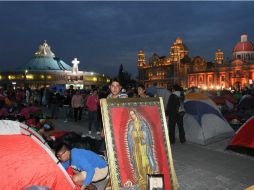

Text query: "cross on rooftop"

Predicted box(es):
[72, 58, 80, 74]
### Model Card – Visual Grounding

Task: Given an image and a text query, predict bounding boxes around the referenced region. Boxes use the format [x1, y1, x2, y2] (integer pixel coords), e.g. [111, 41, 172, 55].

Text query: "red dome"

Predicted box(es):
[233, 41, 254, 52]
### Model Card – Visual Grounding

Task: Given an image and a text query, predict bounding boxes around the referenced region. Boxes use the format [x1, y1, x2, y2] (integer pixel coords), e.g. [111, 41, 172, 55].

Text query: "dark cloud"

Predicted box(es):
[0, 2, 254, 77]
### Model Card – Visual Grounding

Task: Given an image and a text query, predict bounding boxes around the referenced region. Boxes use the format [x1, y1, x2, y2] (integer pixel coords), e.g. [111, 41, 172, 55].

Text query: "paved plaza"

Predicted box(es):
[47, 107, 254, 190]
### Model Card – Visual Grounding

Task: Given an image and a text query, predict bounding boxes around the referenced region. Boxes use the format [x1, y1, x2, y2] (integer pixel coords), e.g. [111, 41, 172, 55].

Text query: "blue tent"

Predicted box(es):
[182, 94, 234, 145]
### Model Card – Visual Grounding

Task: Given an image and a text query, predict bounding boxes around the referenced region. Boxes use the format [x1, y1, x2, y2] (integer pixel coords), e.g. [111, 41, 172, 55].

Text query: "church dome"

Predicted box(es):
[233, 34, 254, 52]
[138, 50, 144, 55]
[174, 37, 188, 51]
[232, 34, 254, 62]
[233, 41, 254, 52]
[17, 41, 72, 72]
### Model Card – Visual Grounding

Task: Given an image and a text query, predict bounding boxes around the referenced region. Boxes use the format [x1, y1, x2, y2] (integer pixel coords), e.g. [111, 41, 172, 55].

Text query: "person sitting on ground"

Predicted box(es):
[0, 106, 8, 119]
[26, 117, 42, 130]
[55, 143, 108, 190]
[20, 104, 30, 120]
[28, 101, 43, 118]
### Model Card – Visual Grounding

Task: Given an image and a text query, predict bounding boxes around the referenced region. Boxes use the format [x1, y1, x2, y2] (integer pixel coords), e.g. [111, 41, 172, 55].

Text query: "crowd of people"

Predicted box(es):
[3, 79, 254, 190]
[0, 80, 186, 190]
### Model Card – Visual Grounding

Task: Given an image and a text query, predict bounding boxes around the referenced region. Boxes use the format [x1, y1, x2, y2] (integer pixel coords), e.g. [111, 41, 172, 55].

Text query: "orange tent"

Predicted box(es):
[0, 120, 76, 190]
[228, 116, 254, 155]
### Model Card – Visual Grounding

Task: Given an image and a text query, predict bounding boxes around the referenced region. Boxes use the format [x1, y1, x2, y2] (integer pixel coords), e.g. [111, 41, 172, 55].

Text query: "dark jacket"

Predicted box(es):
[165, 93, 180, 118]
[62, 95, 71, 106]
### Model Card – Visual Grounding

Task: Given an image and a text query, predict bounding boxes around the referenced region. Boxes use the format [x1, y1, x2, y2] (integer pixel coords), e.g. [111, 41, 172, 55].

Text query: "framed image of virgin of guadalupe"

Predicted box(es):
[100, 97, 179, 190]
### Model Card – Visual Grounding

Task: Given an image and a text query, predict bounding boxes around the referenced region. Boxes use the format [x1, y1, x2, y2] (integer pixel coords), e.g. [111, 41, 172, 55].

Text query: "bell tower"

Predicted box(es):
[170, 38, 182, 62]
[215, 49, 224, 64]
[138, 50, 146, 67]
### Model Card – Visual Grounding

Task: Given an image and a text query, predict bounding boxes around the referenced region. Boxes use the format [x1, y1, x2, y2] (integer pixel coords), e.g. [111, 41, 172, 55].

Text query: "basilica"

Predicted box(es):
[0, 41, 110, 90]
[138, 33, 254, 91]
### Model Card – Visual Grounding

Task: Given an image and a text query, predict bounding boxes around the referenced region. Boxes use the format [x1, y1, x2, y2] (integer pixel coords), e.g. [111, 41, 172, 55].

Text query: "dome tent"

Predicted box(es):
[0, 120, 76, 190]
[181, 93, 234, 145]
[228, 115, 254, 156]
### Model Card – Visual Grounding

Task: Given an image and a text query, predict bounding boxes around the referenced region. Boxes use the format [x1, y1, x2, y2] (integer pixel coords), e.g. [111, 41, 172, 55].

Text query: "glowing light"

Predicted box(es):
[72, 58, 80, 74]
[203, 86, 207, 90]
[26, 74, 34, 79]
[216, 85, 220, 90]
[93, 77, 97, 82]
[8, 75, 15, 80]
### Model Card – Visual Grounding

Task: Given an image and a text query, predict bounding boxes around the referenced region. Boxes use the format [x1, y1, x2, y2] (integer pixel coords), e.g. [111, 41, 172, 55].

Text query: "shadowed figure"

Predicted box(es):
[53, 132, 103, 155]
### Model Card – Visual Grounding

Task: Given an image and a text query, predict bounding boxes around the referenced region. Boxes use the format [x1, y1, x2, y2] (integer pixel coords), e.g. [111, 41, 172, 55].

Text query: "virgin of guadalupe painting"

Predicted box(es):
[100, 97, 179, 190]
[127, 109, 157, 189]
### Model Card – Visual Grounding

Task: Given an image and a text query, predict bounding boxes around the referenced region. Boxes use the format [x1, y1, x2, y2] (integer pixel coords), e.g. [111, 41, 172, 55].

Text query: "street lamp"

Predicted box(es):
[24, 70, 28, 89]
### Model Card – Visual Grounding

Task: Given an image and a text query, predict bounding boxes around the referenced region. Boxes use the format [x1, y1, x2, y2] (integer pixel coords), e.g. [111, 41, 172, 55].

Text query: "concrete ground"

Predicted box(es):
[45, 107, 254, 190]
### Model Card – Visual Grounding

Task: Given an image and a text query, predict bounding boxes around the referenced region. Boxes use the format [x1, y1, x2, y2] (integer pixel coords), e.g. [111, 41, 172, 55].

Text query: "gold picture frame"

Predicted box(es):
[100, 97, 178, 190]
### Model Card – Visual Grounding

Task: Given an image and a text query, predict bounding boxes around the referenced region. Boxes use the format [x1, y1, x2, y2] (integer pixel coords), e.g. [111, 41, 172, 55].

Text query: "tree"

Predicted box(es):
[117, 64, 136, 88]
[118, 64, 124, 85]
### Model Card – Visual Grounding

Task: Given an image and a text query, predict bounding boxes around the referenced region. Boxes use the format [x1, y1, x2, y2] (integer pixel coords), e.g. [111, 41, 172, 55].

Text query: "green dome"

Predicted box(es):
[18, 56, 72, 71]
[16, 41, 72, 72]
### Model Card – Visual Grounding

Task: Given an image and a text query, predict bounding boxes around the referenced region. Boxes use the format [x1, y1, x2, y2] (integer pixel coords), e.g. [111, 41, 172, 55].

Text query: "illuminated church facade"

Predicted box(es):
[137, 37, 191, 89]
[0, 41, 110, 89]
[138, 33, 254, 90]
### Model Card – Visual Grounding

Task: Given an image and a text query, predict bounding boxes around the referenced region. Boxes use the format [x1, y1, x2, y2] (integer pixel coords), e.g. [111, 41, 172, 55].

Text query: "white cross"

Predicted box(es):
[72, 58, 80, 74]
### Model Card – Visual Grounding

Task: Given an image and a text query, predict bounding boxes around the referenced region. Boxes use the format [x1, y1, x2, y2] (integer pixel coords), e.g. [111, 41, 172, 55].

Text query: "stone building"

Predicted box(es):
[188, 33, 254, 90]
[138, 33, 254, 90]
[138, 37, 191, 89]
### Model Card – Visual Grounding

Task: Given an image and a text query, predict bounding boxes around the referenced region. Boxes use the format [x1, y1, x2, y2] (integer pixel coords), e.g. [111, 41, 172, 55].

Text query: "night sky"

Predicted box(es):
[0, 1, 254, 77]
